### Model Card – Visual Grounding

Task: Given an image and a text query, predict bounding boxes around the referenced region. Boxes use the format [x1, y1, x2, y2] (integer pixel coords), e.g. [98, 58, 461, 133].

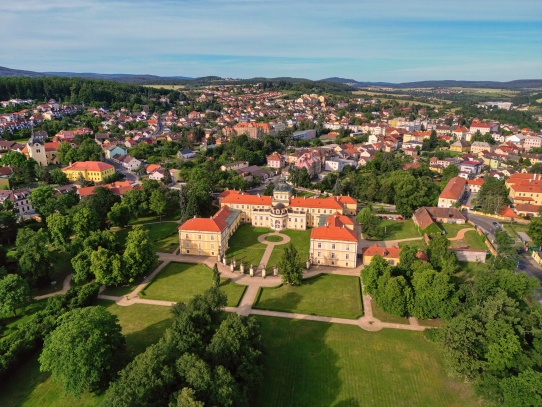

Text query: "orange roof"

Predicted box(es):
[221, 192, 272, 206]
[363, 244, 401, 258]
[500, 206, 519, 218]
[179, 206, 233, 232]
[290, 196, 343, 210]
[515, 204, 540, 213]
[45, 141, 60, 152]
[62, 161, 114, 172]
[77, 181, 133, 197]
[337, 196, 357, 205]
[310, 225, 358, 242]
[146, 164, 162, 174]
[440, 177, 466, 200]
[326, 212, 354, 227]
[467, 178, 485, 186]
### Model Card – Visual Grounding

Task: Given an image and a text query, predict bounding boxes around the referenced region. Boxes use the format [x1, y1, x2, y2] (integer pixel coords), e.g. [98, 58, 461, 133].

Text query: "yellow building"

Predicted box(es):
[362, 244, 401, 266]
[22, 137, 60, 166]
[309, 213, 358, 268]
[178, 206, 241, 257]
[179, 179, 360, 268]
[62, 161, 115, 182]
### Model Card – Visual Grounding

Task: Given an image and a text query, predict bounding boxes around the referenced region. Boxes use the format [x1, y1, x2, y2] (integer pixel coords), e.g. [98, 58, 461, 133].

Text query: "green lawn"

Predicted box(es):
[113, 222, 179, 253]
[254, 274, 363, 319]
[131, 211, 181, 225]
[101, 261, 164, 297]
[0, 300, 174, 407]
[265, 235, 283, 242]
[226, 224, 270, 266]
[140, 262, 246, 307]
[440, 223, 472, 239]
[0, 299, 47, 339]
[296, 191, 315, 198]
[371, 300, 409, 324]
[450, 230, 488, 251]
[266, 229, 311, 269]
[253, 316, 482, 407]
[398, 240, 428, 251]
[380, 220, 421, 241]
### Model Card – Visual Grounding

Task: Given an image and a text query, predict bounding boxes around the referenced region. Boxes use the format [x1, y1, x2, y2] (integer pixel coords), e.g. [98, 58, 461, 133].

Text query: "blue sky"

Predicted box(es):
[1, 0, 541, 82]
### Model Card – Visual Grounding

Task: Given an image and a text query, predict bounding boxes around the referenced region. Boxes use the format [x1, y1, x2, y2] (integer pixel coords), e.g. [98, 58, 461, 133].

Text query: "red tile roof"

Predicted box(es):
[221, 192, 273, 206]
[363, 244, 401, 258]
[179, 206, 233, 232]
[326, 212, 354, 227]
[290, 196, 343, 210]
[514, 204, 540, 213]
[62, 161, 114, 172]
[310, 225, 358, 242]
[439, 177, 466, 200]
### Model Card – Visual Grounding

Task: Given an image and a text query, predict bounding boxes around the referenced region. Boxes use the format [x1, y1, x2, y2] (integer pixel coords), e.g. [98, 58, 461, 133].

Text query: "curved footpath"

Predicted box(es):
[93, 252, 426, 333]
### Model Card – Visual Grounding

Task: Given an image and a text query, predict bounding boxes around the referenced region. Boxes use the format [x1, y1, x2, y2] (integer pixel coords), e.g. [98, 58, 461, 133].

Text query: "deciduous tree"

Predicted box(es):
[0, 274, 31, 316]
[39, 306, 125, 396]
[279, 243, 304, 285]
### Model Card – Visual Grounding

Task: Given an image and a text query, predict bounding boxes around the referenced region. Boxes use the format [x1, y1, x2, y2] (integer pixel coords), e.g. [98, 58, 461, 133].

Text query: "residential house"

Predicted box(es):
[221, 161, 249, 172]
[113, 154, 141, 171]
[177, 149, 196, 160]
[450, 140, 471, 153]
[362, 244, 401, 266]
[470, 141, 492, 156]
[266, 152, 285, 169]
[0, 188, 34, 216]
[104, 145, 127, 159]
[438, 177, 467, 208]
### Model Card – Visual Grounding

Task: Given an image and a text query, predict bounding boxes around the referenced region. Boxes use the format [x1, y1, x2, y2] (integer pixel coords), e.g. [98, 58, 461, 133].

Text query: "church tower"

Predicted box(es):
[27, 136, 47, 166]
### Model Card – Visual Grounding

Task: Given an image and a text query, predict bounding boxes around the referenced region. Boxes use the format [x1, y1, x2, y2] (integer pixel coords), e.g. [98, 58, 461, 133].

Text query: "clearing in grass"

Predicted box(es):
[139, 262, 245, 307]
[254, 274, 363, 319]
[113, 222, 179, 252]
[253, 316, 482, 407]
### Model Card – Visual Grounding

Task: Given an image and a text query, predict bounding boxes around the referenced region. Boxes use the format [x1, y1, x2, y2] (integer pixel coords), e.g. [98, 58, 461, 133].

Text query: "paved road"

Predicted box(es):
[518, 254, 542, 302]
[466, 212, 498, 239]
[105, 159, 138, 182]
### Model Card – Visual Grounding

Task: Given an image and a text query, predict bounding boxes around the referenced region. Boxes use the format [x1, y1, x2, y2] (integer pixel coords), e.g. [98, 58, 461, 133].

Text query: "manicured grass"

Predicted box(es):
[96, 299, 174, 356]
[0, 300, 173, 407]
[254, 274, 363, 319]
[101, 261, 164, 297]
[440, 223, 472, 239]
[380, 220, 421, 241]
[450, 230, 488, 251]
[253, 316, 482, 407]
[226, 224, 269, 266]
[371, 300, 409, 324]
[266, 229, 310, 268]
[296, 191, 315, 198]
[265, 235, 284, 242]
[398, 239, 427, 251]
[219, 279, 247, 307]
[131, 211, 181, 225]
[113, 222, 179, 252]
[140, 262, 245, 307]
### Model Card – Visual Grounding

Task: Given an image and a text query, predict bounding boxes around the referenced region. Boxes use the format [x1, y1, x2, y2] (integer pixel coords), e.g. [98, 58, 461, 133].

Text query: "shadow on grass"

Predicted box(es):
[254, 290, 303, 314]
[124, 318, 174, 358]
[253, 316, 354, 406]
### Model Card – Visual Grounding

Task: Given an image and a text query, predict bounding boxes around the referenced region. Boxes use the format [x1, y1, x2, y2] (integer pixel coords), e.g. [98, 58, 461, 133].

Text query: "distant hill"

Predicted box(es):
[0, 66, 540, 89]
[0, 66, 192, 84]
[0, 66, 47, 78]
[322, 77, 542, 90]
